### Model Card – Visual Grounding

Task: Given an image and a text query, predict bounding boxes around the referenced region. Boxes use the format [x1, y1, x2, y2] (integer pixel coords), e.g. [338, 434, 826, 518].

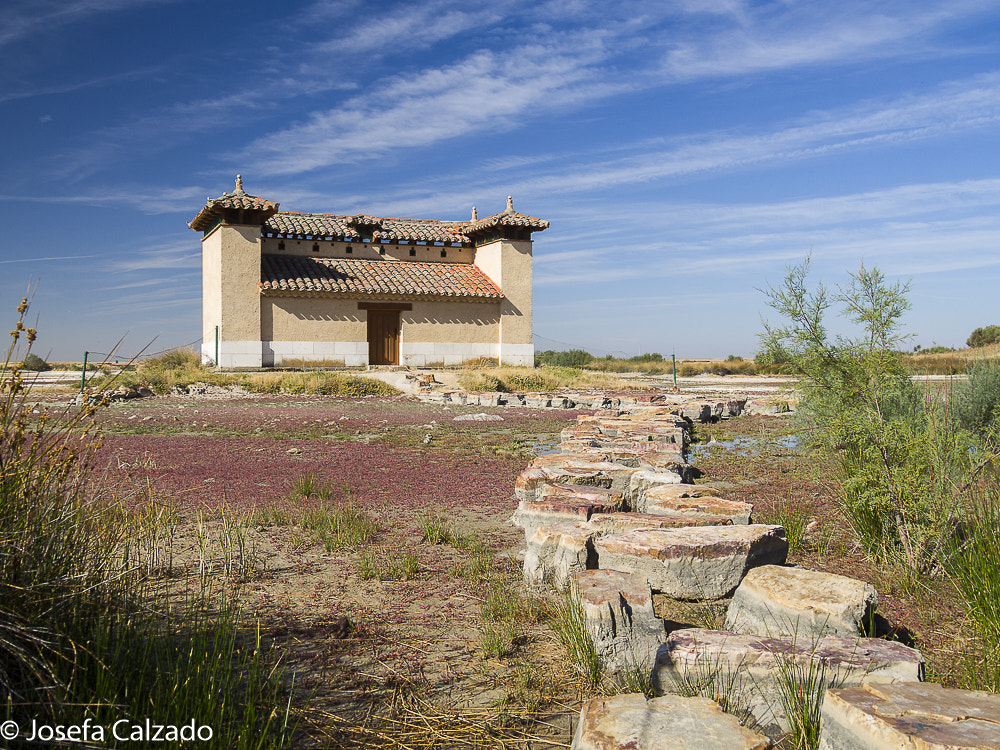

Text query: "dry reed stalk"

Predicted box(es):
[296, 691, 573, 749]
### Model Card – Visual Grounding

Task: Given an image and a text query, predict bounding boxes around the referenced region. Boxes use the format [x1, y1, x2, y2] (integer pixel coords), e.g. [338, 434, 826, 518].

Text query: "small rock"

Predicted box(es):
[287, 447, 302, 455]
[453, 412, 504, 422]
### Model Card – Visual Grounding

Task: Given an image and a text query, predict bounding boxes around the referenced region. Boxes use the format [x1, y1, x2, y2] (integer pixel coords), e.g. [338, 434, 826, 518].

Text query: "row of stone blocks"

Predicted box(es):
[510, 407, 1000, 748]
[569, 565, 1000, 748]
[421, 390, 749, 420]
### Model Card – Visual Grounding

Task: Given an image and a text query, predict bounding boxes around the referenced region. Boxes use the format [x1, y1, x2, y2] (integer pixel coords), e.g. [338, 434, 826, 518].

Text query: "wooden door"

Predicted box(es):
[367, 310, 399, 365]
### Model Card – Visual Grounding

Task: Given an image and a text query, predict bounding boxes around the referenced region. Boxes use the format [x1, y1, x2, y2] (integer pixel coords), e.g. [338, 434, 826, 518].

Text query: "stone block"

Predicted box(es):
[725, 565, 878, 639]
[745, 400, 793, 416]
[626, 470, 687, 503]
[652, 628, 924, 738]
[819, 681, 1000, 750]
[523, 523, 598, 590]
[528, 454, 647, 495]
[675, 404, 713, 422]
[571, 569, 665, 673]
[571, 693, 772, 750]
[514, 463, 614, 503]
[538, 482, 624, 505]
[594, 525, 788, 600]
[639, 484, 753, 525]
[585, 512, 731, 534]
[512, 494, 622, 539]
[525, 396, 552, 408]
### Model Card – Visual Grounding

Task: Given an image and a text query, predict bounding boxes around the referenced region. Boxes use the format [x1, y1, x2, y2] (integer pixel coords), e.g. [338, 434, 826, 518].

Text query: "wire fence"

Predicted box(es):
[83, 337, 204, 364]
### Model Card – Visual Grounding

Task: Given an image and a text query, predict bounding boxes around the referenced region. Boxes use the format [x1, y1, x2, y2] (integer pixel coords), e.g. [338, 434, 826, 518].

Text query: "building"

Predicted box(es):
[188, 176, 548, 369]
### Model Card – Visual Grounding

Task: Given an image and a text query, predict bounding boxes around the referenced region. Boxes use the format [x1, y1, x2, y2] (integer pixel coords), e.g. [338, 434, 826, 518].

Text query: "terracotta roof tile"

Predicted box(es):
[259, 255, 503, 300]
[190, 181, 548, 240]
[464, 210, 549, 236]
[266, 213, 471, 244]
[188, 176, 279, 231]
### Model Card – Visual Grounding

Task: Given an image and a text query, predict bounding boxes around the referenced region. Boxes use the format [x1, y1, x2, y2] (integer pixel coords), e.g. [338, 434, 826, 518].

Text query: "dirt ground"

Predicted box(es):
[27, 372, 966, 747]
[57, 390, 591, 746]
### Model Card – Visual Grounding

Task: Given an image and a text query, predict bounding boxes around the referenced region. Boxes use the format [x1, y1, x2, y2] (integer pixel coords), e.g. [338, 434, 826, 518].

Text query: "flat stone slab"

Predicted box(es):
[640, 484, 753, 525]
[515, 463, 614, 503]
[820, 681, 1000, 750]
[571, 693, 772, 750]
[523, 523, 598, 590]
[513, 495, 622, 539]
[538, 482, 624, 505]
[594, 525, 787, 600]
[571, 569, 665, 673]
[653, 628, 925, 737]
[725, 565, 878, 638]
[585, 512, 731, 534]
[625, 470, 688, 505]
[530, 454, 645, 491]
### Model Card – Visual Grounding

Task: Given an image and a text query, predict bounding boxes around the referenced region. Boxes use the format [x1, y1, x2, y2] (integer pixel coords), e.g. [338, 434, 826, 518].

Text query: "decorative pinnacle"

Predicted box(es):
[505, 195, 514, 213]
[234, 174, 244, 194]
[471, 206, 477, 221]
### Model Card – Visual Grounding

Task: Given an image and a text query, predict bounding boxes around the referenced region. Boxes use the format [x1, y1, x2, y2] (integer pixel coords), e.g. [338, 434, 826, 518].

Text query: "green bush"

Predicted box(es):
[951, 362, 1000, 440]
[459, 372, 508, 392]
[506, 372, 547, 391]
[759, 259, 990, 569]
[21, 353, 51, 371]
[535, 349, 593, 367]
[967, 325, 1000, 348]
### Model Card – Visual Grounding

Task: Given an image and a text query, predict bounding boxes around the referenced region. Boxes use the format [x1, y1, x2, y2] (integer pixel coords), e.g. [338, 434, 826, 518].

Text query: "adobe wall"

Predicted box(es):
[261, 297, 502, 367]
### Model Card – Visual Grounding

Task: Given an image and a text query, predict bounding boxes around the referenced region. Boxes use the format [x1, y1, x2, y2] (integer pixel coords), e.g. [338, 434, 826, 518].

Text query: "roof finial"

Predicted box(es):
[505, 195, 514, 213]
[235, 174, 244, 194]
[471, 206, 477, 221]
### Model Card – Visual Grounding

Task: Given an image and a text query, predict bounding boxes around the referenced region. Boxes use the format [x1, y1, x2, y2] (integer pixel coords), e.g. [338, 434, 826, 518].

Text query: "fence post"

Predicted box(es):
[79, 351, 88, 394]
[672, 353, 677, 390]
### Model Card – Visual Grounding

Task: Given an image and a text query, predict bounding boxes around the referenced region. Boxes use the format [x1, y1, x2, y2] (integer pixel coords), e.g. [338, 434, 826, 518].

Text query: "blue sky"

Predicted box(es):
[2, 0, 1000, 362]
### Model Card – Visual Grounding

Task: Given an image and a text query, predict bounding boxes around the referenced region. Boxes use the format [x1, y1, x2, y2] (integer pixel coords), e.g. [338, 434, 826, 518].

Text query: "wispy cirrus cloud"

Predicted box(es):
[657, 0, 993, 81]
[243, 35, 614, 175]
[106, 242, 200, 273]
[0, 0, 177, 48]
[0, 185, 213, 214]
[487, 72, 1000, 198]
[306, 0, 503, 56]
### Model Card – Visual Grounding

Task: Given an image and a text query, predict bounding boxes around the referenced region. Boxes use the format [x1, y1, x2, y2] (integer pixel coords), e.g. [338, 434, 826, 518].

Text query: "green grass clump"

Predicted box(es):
[551, 591, 602, 688]
[417, 511, 455, 544]
[947, 483, 1000, 691]
[457, 365, 628, 393]
[243, 371, 399, 397]
[759, 499, 812, 556]
[357, 547, 419, 581]
[300, 500, 379, 551]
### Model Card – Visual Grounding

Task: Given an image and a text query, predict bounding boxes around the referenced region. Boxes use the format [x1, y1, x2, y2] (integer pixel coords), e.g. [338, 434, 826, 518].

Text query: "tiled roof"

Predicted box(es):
[191, 182, 548, 240]
[188, 176, 279, 231]
[259, 254, 503, 300]
[265, 212, 470, 244]
[464, 198, 549, 236]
